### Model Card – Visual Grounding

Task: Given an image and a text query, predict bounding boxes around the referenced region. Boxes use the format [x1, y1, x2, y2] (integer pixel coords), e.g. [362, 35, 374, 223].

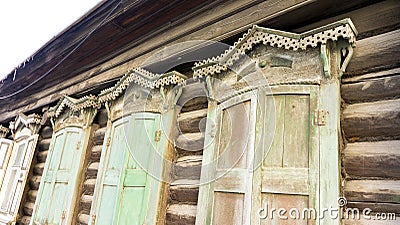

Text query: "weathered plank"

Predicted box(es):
[77, 213, 90, 225]
[174, 155, 202, 180]
[80, 194, 93, 211]
[29, 175, 42, 190]
[90, 145, 102, 161]
[345, 180, 400, 204]
[178, 108, 208, 133]
[343, 215, 399, 225]
[33, 163, 45, 175]
[92, 126, 106, 145]
[293, 0, 400, 39]
[83, 178, 96, 195]
[38, 138, 51, 151]
[175, 132, 205, 152]
[36, 150, 48, 163]
[346, 202, 400, 214]
[343, 140, 400, 179]
[40, 126, 53, 139]
[86, 162, 99, 178]
[346, 29, 400, 76]
[341, 70, 400, 103]
[342, 99, 400, 141]
[170, 179, 200, 204]
[166, 204, 197, 225]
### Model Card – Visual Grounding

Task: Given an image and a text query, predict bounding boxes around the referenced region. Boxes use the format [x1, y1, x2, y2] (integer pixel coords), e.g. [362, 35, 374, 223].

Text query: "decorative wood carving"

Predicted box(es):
[9, 113, 42, 139]
[0, 126, 9, 138]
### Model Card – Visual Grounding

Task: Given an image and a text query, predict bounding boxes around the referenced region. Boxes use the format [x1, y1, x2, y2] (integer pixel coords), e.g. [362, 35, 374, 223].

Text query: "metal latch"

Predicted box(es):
[315, 109, 327, 126]
[154, 130, 161, 142]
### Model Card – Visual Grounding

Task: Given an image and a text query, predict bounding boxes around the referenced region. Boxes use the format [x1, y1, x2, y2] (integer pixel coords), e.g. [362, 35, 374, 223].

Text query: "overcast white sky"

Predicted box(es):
[0, 0, 102, 80]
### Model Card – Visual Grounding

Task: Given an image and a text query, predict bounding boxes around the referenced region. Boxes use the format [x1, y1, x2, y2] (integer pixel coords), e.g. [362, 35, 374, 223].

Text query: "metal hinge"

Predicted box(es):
[106, 137, 111, 147]
[154, 130, 161, 142]
[61, 210, 66, 220]
[315, 109, 327, 126]
[91, 214, 96, 223]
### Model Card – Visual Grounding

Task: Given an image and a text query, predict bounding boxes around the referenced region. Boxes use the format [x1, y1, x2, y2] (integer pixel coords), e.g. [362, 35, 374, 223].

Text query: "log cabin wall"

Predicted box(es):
[76, 109, 107, 225]
[17, 123, 53, 225]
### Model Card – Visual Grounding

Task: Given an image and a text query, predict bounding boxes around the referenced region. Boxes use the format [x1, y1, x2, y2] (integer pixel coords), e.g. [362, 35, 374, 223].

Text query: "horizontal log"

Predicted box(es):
[346, 201, 400, 214]
[23, 202, 35, 216]
[345, 180, 400, 204]
[166, 204, 197, 225]
[343, 141, 400, 179]
[38, 138, 51, 151]
[83, 179, 96, 195]
[92, 127, 106, 145]
[33, 163, 45, 175]
[39, 126, 53, 139]
[346, 29, 400, 76]
[27, 190, 38, 202]
[90, 145, 103, 161]
[170, 179, 199, 204]
[36, 150, 48, 163]
[174, 155, 202, 180]
[77, 213, 90, 225]
[178, 82, 208, 107]
[342, 99, 400, 141]
[178, 108, 208, 133]
[86, 162, 99, 178]
[341, 70, 400, 103]
[17, 216, 31, 225]
[80, 194, 93, 211]
[294, 0, 400, 39]
[180, 97, 209, 113]
[175, 133, 205, 152]
[29, 175, 42, 190]
[97, 108, 108, 127]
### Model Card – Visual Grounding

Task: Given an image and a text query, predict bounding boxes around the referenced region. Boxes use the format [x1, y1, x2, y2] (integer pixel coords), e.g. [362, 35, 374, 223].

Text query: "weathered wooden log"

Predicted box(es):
[40, 126, 53, 139]
[90, 145, 103, 161]
[342, 99, 400, 141]
[294, 0, 400, 39]
[83, 179, 97, 195]
[346, 29, 400, 76]
[38, 138, 51, 151]
[86, 162, 99, 178]
[345, 180, 400, 203]
[92, 127, 106, 145]
[23, 202, 35, 216]
[77, 213, 90, 225]
[343, 140, 400, 179]
[170, 179, 199, 204]
[174, 155, 202, 180]
[33, 163, 45, 175]
[36, 150, 48, 163]
[341, 68, 400, 103]
[27, 190, 38, 202]
[29, 175, 42, 190]
[178, 108, 208, 133]
[344, 215, 399, 225]
[346, 202, 400, 214]
[80, 194, 93, 212]
[166, 204, 197, 225]
[97, 108, 108, 127]
[17, 216, 32, 225]
[175, 133, 205, 152]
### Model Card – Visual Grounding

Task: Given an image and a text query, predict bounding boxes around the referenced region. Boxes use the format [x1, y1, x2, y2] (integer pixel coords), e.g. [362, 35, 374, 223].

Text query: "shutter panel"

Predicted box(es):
[90, 117, 129, 225]
[197, 92, 257, 225]
[0, 139, 13, 188]
[32, 127, 86, 225]
[256, 86, 319, 224]
[113, 113, 160, 225]
[0, 135, 38, 224]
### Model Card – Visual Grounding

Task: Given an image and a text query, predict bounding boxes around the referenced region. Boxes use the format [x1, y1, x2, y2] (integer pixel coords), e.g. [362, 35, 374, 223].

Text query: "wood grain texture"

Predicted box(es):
[178, 108, 208, 133]
[343, 141, 400, 179]
[341, 69, 400, 103]
[342, 99, 400, 141]
[345, 180, 400, 204]
[346, 29, 400, 76]
[166, 204, 197, 225]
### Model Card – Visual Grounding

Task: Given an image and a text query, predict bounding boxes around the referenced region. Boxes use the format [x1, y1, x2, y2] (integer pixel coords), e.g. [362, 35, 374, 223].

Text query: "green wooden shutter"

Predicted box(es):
[0, 139, 14, 189]
[254, 86, 319, 224]
[197, 91, 257, 225]
[90, 117, 130, 225]
[90, 112, 160, 225]
[31, 127, 87, 225]
[113, 113, 160, 225]
[0, 135, 38, 223]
